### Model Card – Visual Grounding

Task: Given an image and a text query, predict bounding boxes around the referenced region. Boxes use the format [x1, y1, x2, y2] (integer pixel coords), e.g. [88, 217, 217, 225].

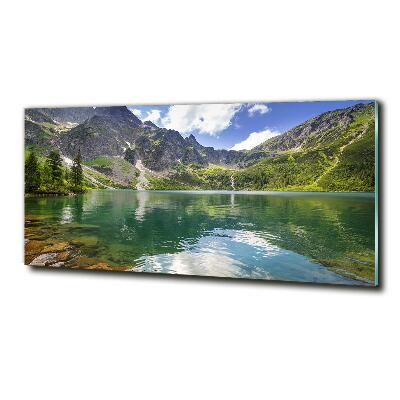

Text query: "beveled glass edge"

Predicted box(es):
[375, 100, 379, 286]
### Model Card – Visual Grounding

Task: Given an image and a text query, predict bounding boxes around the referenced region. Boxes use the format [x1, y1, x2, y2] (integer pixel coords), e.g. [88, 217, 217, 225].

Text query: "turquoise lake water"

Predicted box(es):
[25, 190, 375, 285]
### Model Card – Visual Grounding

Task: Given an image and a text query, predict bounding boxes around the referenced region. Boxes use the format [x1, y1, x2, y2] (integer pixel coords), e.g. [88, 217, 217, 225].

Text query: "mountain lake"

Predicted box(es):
[25, 190, 376, 286]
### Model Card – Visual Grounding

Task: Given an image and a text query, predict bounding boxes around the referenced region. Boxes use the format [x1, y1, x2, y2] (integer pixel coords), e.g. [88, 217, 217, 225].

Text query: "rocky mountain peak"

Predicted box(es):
[25, 109, 56, 124]
[94, 106, 142, 126]
[33, 107, 96, 124]
[143, 121, 158, 129]
[186, 133, 200, 146]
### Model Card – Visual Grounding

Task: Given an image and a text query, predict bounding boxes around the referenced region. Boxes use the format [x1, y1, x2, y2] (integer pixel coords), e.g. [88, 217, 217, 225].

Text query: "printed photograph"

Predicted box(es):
[24, 100, 377, 285]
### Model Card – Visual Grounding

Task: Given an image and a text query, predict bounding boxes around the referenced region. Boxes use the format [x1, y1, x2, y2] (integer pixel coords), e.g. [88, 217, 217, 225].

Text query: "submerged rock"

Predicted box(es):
[25, 214, 51, 223]
[25, 237, 78, 266]
[70, 256, 131, 271]
[57, 251, 72, 262]
[25, 225, 56, 241]
[30, 253, 58, 267]
[84, 262, 114, 271]
[42, 242, 69, 253]
[71, 236, 99, 247]
[51, 262, 65, 268]
[25, 240, 48, 255]
[84, 263, 132, 271]
[25, 233, 130, 272]
[61, 223, 100, 230]
[73, 256, 99, 268]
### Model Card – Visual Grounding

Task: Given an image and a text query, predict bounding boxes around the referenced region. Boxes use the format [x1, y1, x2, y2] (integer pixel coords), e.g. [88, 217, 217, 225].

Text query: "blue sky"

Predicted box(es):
[128, 100, 373, 150]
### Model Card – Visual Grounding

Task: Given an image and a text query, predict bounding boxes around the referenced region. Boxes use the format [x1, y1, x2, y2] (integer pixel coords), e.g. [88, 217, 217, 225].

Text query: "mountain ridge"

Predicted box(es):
[252, 102, 374, 153]
[25, 102, 376, 191]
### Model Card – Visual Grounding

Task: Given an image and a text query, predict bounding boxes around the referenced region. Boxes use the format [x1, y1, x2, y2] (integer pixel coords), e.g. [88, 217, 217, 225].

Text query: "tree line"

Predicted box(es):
[25, 149, 84, 194]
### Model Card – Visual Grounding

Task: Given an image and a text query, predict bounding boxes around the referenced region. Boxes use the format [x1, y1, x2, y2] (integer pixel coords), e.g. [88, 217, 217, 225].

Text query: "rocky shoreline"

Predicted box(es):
[25, 216, 132, 271]
[25, 238, 132, 271]
[25, 192, 77, 198]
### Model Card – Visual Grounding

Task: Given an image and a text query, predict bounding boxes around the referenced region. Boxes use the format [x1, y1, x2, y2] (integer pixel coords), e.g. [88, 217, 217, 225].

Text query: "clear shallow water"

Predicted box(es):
[25, 190, 375, 285]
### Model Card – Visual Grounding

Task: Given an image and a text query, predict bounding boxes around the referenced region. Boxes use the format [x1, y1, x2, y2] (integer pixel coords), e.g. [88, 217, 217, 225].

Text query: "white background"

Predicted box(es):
[0, 1, 398, 399]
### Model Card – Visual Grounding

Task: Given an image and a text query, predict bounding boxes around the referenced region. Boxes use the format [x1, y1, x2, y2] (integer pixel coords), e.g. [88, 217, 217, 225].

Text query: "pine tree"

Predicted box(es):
[41, 159, 52, 187]
[71, 150, 84, 192]
[25, 151, 41, 192]
[46, 150, 63, 185]
[64, 167, 71, 183]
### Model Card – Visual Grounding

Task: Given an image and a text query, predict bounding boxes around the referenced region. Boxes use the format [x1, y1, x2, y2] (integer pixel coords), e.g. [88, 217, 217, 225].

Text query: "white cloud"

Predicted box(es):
[230, 129, 280, 151]
[248, 104, 270, 117]
[129, 108, 163, 125]
[142, 109, 162, 124]
[161, 104, 242, 136]
[130, 108, 142, 118]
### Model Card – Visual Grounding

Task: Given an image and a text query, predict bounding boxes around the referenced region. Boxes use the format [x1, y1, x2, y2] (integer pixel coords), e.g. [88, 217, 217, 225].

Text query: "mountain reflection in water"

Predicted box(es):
[25, 190, 375, 285]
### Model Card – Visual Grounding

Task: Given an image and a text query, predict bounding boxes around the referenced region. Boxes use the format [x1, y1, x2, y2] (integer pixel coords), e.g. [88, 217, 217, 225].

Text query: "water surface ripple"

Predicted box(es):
[25, 190, 375, 285]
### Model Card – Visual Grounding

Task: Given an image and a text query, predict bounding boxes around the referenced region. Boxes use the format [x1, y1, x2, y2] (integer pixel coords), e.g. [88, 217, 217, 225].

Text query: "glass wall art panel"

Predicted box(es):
[24, 100, 378, 286]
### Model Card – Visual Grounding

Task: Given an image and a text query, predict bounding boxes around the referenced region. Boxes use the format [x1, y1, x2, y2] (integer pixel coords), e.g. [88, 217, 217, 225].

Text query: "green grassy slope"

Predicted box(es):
[318, 122, 375, 191]
[84, 156, 139, 188]
[147, 107, 375, 192]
